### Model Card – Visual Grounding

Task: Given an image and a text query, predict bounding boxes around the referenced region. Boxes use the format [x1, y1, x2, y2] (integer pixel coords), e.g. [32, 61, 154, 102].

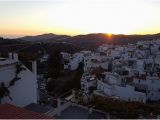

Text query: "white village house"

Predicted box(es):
[0, 53, 38, 107]
[60, 39, 160, 103]
[80, 39, 160, 103]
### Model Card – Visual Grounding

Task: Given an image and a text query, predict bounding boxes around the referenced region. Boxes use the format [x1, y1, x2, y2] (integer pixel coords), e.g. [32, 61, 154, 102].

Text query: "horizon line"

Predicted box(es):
[1, 32, 160, 39]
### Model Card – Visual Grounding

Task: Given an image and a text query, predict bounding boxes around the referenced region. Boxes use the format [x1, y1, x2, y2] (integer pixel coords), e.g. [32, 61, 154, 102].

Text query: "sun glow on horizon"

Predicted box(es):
[106, 33, 112, 38]
[0, 0, 160, 38]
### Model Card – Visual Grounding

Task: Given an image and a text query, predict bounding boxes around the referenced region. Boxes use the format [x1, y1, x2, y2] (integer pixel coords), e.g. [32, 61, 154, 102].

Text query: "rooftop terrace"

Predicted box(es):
[0, 57, 18, 67]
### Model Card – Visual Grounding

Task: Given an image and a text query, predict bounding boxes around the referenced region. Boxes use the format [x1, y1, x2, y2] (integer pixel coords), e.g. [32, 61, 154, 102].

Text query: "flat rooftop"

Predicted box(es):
[24, 103, 52, 113]
[55, 105, 106, 119]
[0, 57, 18, 66]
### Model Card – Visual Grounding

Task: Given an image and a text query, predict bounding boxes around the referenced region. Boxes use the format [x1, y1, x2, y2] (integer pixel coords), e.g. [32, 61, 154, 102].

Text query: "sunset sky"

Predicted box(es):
[0, 0, 160, 38]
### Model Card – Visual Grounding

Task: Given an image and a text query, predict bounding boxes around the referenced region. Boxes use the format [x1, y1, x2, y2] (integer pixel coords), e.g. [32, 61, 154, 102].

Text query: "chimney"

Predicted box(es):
[32, 61, 38, 104]
[32, 61, 37, 76]
[71, 89, 75, 102]
[13, 53, 18, 61]
[9, 53, 13, 59]
[57, 98, 61, 116]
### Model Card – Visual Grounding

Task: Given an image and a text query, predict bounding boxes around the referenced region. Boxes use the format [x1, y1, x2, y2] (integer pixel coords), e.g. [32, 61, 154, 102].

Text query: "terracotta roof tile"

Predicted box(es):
[0, 103, 52, 119]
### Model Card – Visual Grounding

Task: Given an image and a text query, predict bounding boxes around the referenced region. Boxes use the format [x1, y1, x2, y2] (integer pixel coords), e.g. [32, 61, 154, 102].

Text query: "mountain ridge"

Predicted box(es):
[21, 33, 71, 42]
[1, 33, 160, 49]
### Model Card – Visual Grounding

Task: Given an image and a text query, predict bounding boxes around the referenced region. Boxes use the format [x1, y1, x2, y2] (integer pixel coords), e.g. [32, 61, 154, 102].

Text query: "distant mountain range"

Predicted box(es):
[20, 33, 160, 48]
[1, 33, 160, 49]
[21, 33, 70, 42]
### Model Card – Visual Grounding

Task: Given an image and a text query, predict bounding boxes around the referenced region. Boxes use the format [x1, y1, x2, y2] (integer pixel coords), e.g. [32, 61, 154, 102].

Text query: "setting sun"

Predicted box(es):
[106, 33, 112, 39]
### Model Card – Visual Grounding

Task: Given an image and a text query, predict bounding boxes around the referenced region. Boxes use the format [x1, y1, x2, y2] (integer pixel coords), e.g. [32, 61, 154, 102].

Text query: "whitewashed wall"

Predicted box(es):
[0, 64, 37, 107]
[97, 80, 146, 103]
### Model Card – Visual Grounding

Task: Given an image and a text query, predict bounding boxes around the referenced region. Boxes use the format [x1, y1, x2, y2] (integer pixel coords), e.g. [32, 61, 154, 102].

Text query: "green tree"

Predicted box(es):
[0, 82, 11, 104]
[47, 51, 63, 79]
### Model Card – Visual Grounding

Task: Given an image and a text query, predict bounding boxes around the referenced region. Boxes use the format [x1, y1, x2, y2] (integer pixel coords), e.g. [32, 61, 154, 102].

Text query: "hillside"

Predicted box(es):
[1, 33, 160, 52]
[21, 33, 70, 42]
[63, 33, 160, 49]
[20, 33, 160, 49]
